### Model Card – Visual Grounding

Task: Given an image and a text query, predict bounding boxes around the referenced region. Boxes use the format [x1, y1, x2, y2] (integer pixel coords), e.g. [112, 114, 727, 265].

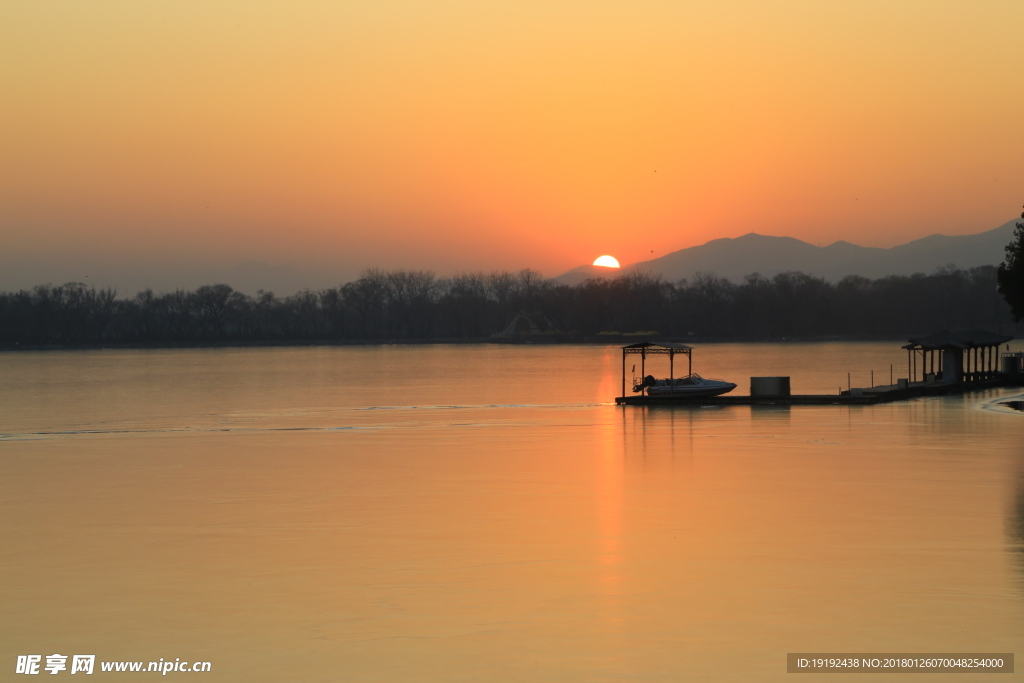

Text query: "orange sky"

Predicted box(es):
[2, 0, 1023, 288]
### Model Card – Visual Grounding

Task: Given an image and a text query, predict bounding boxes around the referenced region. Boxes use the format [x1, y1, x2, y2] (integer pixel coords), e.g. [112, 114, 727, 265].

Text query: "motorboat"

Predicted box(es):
[632, 373, 737, 398]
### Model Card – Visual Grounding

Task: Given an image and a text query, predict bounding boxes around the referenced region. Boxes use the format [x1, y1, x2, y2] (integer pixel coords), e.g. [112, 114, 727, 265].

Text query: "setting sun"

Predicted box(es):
[593, 255, 620, 268]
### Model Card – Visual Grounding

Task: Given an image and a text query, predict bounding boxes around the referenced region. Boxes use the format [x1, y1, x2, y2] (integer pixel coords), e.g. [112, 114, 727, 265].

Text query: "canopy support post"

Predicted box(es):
[621, 347, 626, 399]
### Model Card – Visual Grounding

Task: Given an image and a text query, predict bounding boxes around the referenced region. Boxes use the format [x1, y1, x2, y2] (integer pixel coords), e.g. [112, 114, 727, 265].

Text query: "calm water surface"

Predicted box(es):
[2, 343, 1024, 681]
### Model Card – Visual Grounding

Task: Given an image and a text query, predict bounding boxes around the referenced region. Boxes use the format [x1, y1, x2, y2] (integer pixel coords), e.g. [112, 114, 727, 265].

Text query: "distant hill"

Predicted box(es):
[553, 264, 625, 285]
[552, 219, 1018, 285]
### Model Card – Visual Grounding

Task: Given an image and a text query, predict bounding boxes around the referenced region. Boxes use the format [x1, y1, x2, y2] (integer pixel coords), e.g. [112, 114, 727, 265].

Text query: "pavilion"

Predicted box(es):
[902, 329, 1014, 384]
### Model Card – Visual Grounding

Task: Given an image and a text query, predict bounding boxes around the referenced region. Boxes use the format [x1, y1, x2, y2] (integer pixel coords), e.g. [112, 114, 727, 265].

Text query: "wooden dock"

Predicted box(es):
[615, 376, 1022, 406]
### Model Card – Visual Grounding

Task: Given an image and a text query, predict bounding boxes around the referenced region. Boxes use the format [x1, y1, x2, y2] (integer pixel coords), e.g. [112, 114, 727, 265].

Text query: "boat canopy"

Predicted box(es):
[621, 342, 693, 354]
[620, 342, 693, 398]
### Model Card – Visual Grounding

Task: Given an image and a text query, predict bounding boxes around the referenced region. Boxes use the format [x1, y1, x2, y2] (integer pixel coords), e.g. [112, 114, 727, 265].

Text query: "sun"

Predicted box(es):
[592, 255, 620, 268]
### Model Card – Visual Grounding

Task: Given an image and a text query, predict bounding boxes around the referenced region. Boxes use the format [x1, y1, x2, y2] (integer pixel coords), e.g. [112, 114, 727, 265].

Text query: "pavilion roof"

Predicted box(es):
[902, 329, 1014, 351]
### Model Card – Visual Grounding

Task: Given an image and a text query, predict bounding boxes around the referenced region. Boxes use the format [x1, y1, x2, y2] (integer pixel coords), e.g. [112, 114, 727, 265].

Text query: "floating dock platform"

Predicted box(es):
[615, 377, 1022, 406]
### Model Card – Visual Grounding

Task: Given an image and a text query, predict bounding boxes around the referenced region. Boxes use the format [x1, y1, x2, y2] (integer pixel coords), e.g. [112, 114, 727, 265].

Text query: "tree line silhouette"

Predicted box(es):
[0, 265, 1017, 347]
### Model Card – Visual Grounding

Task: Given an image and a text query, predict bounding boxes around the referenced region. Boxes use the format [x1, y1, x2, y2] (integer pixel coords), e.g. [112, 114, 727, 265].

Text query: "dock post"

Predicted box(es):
[669, 350, 674, 392]
[640, 349, 646, 395]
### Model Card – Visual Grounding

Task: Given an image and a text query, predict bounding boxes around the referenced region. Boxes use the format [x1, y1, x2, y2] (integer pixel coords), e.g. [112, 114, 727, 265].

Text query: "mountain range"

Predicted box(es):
[554, 218, 1019, 285]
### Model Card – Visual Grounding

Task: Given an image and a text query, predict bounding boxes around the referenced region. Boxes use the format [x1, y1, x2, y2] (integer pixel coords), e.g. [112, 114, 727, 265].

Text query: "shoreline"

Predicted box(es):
[0, 334, 940, 352]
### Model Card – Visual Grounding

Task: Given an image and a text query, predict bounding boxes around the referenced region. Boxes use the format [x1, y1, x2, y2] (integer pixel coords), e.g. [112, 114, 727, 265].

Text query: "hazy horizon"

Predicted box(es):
[0, 217, 1018, 297]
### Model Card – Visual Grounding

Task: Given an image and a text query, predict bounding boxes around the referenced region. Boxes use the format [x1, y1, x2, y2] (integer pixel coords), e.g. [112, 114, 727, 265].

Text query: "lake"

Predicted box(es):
[2, 342, 1023, 681]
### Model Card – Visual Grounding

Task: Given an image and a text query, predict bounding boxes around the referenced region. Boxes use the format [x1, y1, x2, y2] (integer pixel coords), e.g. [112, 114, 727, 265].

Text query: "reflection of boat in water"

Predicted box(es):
[633, 373, 737, 397]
